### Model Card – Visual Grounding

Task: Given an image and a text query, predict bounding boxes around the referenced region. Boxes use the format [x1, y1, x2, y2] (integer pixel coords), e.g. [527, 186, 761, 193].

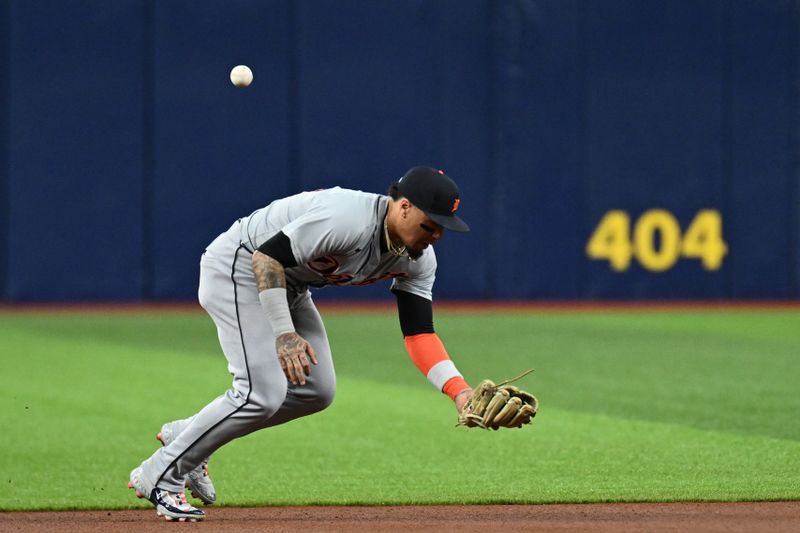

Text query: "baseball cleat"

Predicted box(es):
[157, 421, 217, 505]
[128, 466, 205, 522]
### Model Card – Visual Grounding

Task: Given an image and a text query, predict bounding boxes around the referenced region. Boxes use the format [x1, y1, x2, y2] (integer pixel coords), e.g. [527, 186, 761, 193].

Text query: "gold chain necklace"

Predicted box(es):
[383, 216, 408, 257]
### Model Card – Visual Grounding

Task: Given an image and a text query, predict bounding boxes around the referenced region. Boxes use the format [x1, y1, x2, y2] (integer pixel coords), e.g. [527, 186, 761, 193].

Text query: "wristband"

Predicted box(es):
[443, 376, 471, 401]
[404, 333, 469, 395]
[258, 288, 295, 335]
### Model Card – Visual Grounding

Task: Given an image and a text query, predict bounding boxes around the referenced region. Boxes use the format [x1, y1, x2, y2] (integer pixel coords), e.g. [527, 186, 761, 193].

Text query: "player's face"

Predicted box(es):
[401, 204, 444, 253]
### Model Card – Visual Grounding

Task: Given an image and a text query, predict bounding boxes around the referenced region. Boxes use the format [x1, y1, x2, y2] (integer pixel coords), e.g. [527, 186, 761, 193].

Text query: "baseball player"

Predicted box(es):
[128, 166, 473, 521]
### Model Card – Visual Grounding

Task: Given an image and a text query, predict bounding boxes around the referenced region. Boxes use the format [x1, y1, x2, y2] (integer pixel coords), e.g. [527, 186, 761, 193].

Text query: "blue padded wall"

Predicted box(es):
[149, 0, 293, 299]
[0, 0, 9, 299]
[0, 1, 797, 301]
[6, 0, 145, 300]
[580, 0, 727, 298]
[292, 0, 489, 300]
[726, 0, 797, 298]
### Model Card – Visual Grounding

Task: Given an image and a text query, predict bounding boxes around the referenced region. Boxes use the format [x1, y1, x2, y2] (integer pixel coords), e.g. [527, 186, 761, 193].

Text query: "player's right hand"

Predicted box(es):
[275, 332, 318, 386]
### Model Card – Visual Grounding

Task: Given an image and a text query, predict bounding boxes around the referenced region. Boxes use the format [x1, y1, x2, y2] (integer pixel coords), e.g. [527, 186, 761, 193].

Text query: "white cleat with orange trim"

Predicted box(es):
[128, 466, 205, 522]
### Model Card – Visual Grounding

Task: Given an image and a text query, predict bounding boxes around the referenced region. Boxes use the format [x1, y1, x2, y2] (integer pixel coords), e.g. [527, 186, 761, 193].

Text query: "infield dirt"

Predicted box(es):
[2, 502, 799, 532]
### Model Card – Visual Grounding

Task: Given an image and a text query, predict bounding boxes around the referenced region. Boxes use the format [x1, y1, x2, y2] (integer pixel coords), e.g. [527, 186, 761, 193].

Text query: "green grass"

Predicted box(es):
[1, 307, 799, 510]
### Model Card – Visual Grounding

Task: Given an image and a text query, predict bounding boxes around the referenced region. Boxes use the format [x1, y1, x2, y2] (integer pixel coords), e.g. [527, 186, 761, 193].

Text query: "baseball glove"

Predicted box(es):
[457, 369, 538, 430]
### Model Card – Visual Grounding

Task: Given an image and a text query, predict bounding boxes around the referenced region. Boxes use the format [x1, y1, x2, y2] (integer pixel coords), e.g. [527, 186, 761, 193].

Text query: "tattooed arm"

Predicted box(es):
[252, 250, 287, 291]
[252, 250, 318, 385]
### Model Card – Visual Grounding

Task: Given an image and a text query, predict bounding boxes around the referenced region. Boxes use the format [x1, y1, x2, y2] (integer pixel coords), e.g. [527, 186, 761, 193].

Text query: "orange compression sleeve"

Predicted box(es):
[404, 333, 470, 400]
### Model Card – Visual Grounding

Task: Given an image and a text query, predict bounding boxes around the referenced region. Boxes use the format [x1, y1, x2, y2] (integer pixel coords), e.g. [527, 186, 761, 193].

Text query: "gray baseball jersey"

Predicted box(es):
[238, 187, 436, 299]
[136, 187, 440, 497]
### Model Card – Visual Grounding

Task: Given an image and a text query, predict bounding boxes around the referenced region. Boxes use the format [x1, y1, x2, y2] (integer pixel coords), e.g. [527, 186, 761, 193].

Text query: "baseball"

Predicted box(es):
[230, 65, 253, 88]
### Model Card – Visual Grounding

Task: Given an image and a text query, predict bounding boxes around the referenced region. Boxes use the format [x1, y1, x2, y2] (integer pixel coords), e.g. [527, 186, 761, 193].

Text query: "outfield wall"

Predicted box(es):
[1, 1, 798, 302]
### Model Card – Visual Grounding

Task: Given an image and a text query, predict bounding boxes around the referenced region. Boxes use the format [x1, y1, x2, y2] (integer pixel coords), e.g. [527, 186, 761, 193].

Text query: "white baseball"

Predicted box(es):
[230, 65, 253, 88]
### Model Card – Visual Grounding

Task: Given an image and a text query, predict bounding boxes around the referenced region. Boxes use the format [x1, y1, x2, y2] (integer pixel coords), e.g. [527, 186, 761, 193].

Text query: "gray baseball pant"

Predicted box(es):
[139, 222, 336, 493]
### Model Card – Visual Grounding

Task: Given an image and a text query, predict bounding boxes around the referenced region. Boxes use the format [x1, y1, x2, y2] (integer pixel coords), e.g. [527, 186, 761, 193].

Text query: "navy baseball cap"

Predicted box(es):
[397, 166, 470, 232]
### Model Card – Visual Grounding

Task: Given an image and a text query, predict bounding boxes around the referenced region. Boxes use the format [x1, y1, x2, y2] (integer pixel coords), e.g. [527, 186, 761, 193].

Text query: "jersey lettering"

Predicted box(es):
[307, 256, 339, 275]
[306, 256, 409, 286]
[306, 256, 354, 285]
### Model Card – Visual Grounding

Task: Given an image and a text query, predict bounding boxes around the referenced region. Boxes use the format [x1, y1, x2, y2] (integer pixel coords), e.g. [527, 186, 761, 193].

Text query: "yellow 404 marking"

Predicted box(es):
[586, 209, 728, 272]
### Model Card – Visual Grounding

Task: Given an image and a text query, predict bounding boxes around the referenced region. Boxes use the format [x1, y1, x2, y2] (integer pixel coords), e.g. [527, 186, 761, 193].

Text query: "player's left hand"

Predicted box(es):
[454, 388, 473, 413]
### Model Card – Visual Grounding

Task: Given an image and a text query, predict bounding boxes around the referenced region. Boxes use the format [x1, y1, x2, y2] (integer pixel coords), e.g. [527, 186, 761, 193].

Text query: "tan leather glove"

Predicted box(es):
[457, 370, 538, 430]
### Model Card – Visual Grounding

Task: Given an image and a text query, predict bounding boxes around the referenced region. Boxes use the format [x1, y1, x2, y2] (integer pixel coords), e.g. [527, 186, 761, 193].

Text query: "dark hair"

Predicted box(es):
[387, 181, 402, 200]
